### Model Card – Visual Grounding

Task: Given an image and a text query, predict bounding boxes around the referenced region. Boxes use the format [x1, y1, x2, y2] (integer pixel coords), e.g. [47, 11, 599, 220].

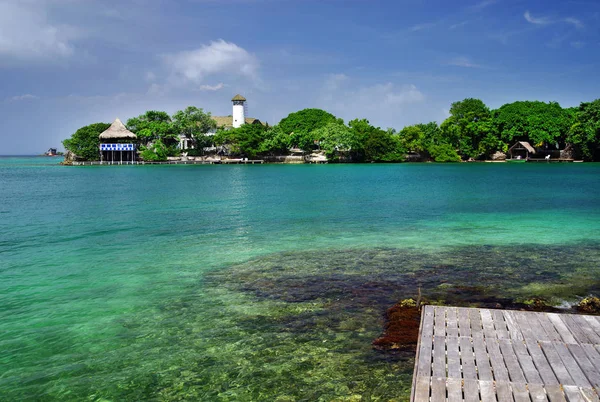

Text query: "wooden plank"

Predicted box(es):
[567, 344, 600, 389]
[479, 380, 495, 402]
[492, 309, 510, 340]
[513, 311, 538, 342]
[481, 309, 496, 339]
[413, 375, 430, 402]
[417, 306, 435, 378]
[545, 384, 567, 402]
[485, 337, 510, 382]
[547, 313, 578, 344]
[572, 315, 600, 344]
[539, 341, 576, 385]
[469, 308, 484, 339]
[503, 310, 524, 341]
[434, 306, 446, 337]
[582, 315, 600, 340]
[547, 341, 591, 387]
[511, 382, 531, 402]
[563, 386, 600, 402]
[519, 339, 558, 385]
[528, 383, 549, 402]
[580, 343, 600, 372]
[458, 307, 471, 338]
[446, 307, 459, 337]
[447, 377, 462, 402]
[525, 311, 550, 342]
[495, 381, 513, 402]
[446, 336, 461, 379]
[472, 336, 493, 381]
[432, 335, 446, 378]
[536, 313, 564, 342]
[561, 314, 592, 344]
[498, 339, 527, 383]
[460, 337, 478, 380]
[431, 376, 446, 402]
[463, 379, 479, 402]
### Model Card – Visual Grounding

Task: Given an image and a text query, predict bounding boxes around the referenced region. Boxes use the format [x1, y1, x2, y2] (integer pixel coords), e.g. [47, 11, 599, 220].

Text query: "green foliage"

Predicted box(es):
[279, 109, 341, 151]
[428, 144, 461, 162]
[172, 106, 216, 154]
[311, 122, 354, 161]
[126, 111, 178, 147]
[258, 126, 291, 156]
[567, 99, 600, 160]
[62, 122, 110, 161]
[492, 101, 574, 148]
[441, 98, 493, 159]
[214, 123, 269, 158]
[348, 119, 403, 162]
[140, 139, 168, 161]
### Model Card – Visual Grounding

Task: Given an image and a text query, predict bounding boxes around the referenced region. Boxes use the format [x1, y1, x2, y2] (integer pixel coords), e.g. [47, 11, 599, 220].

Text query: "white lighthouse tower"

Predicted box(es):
[231, 94, 246, 128]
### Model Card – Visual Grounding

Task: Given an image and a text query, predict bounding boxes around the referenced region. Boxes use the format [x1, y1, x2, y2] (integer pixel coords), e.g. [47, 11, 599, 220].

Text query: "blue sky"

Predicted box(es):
[1, 0, 599, 154]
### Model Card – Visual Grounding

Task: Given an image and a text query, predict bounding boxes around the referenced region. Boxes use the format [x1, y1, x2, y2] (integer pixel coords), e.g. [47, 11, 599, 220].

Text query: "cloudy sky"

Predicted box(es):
[1, 0, 599, 154]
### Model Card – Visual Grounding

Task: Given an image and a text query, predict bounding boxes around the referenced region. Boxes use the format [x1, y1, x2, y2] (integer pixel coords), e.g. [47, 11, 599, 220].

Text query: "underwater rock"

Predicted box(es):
[372, 299, 421, 353]
[521, 298, 552, 311]
[577, 296, 600, 314]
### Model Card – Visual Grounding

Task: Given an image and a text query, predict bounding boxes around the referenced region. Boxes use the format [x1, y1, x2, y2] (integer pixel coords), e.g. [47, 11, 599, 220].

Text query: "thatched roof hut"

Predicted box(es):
[508, 141, 536, 159]
[231, 94, 247, 102]
[99, 118, 137, 140]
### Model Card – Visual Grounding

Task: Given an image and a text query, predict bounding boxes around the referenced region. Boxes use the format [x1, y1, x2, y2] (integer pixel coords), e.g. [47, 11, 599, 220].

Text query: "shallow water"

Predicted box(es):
[1, 158, 600, 400]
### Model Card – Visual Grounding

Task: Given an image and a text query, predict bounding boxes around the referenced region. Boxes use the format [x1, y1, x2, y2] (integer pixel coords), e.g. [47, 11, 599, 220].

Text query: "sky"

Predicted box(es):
[1, 0, 600, 154]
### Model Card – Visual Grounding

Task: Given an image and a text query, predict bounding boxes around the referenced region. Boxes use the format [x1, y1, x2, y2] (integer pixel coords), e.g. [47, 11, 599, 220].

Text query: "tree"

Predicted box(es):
[172, 106, 216, 154]
[126, 111, 178, 148]
[492, 101, 574, 148]
[62, 122, 110, 161]
[279, 108, 341, 151]
[440, 98, 493, 159]
[140, 139, 168, 161]
[312, 122, 355, 161]
[258, 126, 291, 156]
[429, 144, 461, 162]
[567, 99, 600, 160]
[347, 119, 403, 162]
[213, 123, 269, 158]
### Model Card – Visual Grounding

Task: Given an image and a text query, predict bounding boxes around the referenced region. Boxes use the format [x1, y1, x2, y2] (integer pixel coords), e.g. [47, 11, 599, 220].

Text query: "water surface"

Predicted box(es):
[1, 158, 599, 401]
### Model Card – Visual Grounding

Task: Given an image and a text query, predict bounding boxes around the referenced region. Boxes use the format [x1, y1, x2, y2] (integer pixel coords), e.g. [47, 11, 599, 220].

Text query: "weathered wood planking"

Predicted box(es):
[411, 306, 600, 401]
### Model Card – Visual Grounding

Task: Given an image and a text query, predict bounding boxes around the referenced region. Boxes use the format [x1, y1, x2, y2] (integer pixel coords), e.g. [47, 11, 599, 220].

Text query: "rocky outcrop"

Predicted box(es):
[491, 151, 506, 161]
[60, 150, 76, 165]
[577, 296, 600, 314]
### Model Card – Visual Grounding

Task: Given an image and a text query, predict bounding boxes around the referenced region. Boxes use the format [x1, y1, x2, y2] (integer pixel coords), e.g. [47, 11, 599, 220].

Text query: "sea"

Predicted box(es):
[1, 156, 600, 401]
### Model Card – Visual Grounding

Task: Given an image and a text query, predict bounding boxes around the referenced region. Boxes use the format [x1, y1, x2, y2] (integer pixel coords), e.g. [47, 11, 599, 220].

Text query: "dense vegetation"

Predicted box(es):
[63, 98, 600, 162]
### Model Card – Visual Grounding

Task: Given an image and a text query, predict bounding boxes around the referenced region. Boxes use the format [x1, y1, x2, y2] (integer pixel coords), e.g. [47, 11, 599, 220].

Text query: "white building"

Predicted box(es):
[179, 94, 263, 149]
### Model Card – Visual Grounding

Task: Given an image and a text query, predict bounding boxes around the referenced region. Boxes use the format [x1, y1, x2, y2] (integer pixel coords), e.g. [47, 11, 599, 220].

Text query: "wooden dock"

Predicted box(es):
[411, 306, 600, 402]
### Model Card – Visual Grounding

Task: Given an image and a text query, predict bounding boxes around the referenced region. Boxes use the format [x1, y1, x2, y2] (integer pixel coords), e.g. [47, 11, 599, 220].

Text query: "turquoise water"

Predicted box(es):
[1, 157, 600, 401]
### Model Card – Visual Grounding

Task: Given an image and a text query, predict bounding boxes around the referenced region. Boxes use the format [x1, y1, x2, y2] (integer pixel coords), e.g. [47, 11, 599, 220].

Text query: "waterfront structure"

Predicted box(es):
[99, 118, 137, 164]
[508, 141, 536, 160]
[179, 94, 263, 149]
[411, 305, 600, 401]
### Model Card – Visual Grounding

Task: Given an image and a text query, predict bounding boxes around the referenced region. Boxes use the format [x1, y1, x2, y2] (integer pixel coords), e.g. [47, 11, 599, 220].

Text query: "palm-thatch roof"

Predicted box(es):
[231, 94, 247, 102]
[99, 118, 137, 140]
[509, 141, 536, 154]
[212, 116, 262, 128]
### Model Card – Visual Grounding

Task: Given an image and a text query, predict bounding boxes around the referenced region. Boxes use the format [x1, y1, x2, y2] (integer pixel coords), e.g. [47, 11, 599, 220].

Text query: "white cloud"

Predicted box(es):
[6, 94, 39, 102]
[469, 0, 496, 11]
[0, 1, 78, 62]
[145, 71, 156, 82]
[446, 56, 482, 68]
[164, 39, 259, 85]
[524, 11, 552, 25]
[199, 83, 225, 91]
[564, 17, 584, 29]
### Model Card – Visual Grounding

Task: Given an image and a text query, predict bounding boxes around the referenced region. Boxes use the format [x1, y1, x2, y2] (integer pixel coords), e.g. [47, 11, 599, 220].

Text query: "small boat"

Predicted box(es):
[45, 148, 58, 156]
